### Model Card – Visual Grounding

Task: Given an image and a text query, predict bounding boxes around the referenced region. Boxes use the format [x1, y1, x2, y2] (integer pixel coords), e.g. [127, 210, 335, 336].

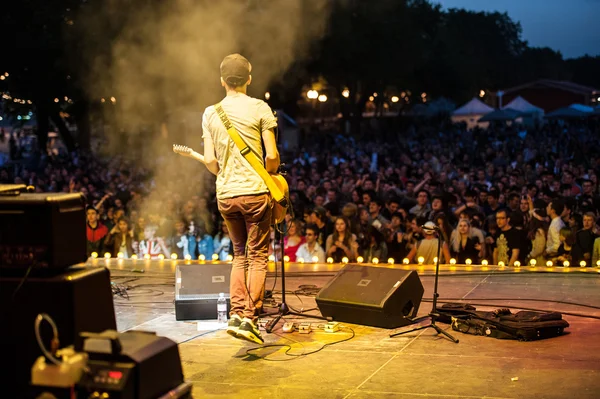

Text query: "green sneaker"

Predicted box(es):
[236, 318, 264, 344]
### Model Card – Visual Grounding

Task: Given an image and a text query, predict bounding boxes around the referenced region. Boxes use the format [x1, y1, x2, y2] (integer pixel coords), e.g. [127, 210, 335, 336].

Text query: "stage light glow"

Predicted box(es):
[391, 96, 399, 103]
[479, 89, 485, 98]
[91, 252, 98, 259]
[171, 253, 178, 260]
[514, 261, 520, 267]
[580, 261, 586, 267]
[449, 258, 456, 265]
[403, 258, 410, 265]
[388, 258, 394, 264]
[433, 257, 438, 264]
[481, 260, 488, 266]
[212, 254, 219, 261]
[357, 256, 364, 263]
[283, 255, 290, 262]
[342, 89, 350, 98]
[498, 261, 505, 267]
[546, 261, 553, 267]
[530, 259, 537, 266]
[298, 257, 304, 263]
[117, 252, 124, 259]
[327, 257, 334, 264]
[465, 258, 472, 265]
[184, 254, 191, 260]
[563, 260, 570, 267]
[342, 257, 349, 264]
[54, 98, 59, 103]
[144, 254, 151, 260]
[417, 256, 424, 265]
[110, 96, 116, 103]
[104, 252, 111, 259]
[312, 256, 319, 263]
[307, 90, 319, 99]
[597, 260, 600, 267]
[369, 96, 374, 101]
[199, 254, 206, 261]
[268, 254, 275, 261]
[264, 92, 270, 100]
[372, 257, 379, 264]
[158, 254, 165, 260]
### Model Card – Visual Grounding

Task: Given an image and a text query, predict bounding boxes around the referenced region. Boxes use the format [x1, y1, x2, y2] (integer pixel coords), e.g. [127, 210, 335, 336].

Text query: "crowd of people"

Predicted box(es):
[1, 121, 599, 267]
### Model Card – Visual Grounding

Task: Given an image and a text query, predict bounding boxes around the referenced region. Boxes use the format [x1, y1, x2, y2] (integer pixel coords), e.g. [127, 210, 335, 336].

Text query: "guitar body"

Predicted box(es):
[271, 174, 290, 224]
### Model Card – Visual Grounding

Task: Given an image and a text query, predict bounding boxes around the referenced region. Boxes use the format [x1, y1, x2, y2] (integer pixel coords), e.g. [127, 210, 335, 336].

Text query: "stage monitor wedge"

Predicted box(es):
[316, 264, 424, 329]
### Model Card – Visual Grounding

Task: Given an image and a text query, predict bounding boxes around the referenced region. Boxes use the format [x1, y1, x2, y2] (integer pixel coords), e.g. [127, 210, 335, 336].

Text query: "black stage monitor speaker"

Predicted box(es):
[0, 266, 116, 396]
[316, 264, 424, 329]
[175, 263, 232, 320]
[0, 192, 86, 269]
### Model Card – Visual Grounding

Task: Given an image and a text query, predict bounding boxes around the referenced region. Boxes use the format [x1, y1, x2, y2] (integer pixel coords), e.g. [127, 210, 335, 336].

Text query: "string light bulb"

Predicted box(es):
[563, 260, 570, 267]
[372, 257, 379, 264]
[327, 257, 334, 264]
[529, 259, 537, 266]
[481, 260, 488, 266]
[580, 261, 586, 268]
[104, 252, 111, 259]
[91, 252, 98, 259]
[341, 257, 349, 264]
[199, 254, 206, 261]
[144, 254, 151, 260]
[388, 258, 394, 264]
[117, 252, 124, 259]
[449, 258, 456, 265]
[433, 257, 438, 264]
[546, 260, 553, 267]
[403, 258, 410, 265]
[171, 253, 178, 260]
[131, 254, 138, 260]
[498, 261, 505, 267]
[184, 254, 192, 260]
[513, 261, 521, 267]
[465, 258, 472, 265]
[596, 260, 600, 268]
[226, 254, 233, 261]
[284, 255, 290, 262]
[312, 256, 319, 263]
[297, 257, 304, 263]
[417, 256, 425, 265]
[158, 254, 165, 260]
[356, 256, 364, 263]
[212, 254, 219, 261]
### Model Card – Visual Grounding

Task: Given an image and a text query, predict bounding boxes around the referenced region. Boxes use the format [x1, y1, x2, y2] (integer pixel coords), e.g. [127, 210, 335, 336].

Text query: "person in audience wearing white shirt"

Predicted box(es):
[546, 199, 565, 258]
[296, 224, 326, 263]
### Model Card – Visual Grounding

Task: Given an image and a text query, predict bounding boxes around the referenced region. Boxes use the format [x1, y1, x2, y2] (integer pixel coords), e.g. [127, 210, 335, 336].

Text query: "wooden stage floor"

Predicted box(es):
[91, 258, 600, 399]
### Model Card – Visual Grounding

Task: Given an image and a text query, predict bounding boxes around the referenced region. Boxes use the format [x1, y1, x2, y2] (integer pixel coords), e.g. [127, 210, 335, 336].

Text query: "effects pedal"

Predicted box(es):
[298, 323, 312, 334]
[282, 322, 295, 333]
[324, 322, 341, 333]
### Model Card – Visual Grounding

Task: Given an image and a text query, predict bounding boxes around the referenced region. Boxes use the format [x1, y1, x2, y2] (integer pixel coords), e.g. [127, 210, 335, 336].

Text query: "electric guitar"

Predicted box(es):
[172, 144, 289, 224]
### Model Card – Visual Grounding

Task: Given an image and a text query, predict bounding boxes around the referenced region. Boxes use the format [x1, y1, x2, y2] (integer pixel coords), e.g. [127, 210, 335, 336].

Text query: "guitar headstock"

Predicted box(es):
[173, 144, 192, 156]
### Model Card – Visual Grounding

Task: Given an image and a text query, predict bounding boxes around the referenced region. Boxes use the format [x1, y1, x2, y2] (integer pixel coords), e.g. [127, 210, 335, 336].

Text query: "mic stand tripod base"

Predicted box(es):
[389, 313, 459, 343]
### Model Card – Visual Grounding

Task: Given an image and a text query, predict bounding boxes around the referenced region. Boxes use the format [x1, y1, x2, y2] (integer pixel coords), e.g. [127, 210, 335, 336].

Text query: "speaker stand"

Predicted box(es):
[260, 220, 328, 333]
[389, 228, 459, 343]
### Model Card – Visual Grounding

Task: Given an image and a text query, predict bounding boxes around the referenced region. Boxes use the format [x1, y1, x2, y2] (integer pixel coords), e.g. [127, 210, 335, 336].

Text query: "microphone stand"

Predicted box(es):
[389, 226, 459, 343]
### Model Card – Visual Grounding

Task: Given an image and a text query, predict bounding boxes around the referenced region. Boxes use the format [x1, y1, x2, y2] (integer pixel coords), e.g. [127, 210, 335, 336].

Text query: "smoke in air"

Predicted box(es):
[79, 0, 331, 231]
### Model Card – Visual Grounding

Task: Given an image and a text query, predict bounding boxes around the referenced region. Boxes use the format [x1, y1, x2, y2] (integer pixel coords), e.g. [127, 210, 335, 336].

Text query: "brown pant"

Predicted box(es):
[217, 193, 272, 320]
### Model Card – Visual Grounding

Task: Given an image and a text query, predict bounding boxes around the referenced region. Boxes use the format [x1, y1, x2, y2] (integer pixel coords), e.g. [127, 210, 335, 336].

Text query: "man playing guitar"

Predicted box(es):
[175, 54, 279, 344]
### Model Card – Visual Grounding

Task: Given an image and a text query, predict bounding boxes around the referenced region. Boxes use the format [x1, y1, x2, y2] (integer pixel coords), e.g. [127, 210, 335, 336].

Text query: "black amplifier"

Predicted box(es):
[76, 330, 190, 399]
[0, 192, 86, 269]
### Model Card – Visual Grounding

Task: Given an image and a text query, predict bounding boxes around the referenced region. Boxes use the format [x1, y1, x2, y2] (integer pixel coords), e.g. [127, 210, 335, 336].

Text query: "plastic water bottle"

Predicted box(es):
[217, 293, 227, 323]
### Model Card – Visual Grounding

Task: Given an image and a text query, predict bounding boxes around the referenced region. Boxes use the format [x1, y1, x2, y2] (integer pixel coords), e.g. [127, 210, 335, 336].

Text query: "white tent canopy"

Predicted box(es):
[503, 96, 544, 114]
[452, 98, 494, 116]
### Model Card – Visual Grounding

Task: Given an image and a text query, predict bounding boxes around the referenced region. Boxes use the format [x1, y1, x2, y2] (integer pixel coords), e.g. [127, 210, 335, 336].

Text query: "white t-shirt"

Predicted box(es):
[202, 93, 278, 199]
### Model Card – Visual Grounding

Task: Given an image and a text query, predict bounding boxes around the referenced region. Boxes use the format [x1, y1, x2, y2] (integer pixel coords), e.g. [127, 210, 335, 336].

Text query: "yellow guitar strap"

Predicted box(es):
[214, 103, 285, 204]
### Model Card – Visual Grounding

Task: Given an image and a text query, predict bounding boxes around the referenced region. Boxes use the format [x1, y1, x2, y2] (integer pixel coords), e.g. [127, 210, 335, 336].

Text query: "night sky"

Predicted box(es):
[435, 0, 600, 59]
